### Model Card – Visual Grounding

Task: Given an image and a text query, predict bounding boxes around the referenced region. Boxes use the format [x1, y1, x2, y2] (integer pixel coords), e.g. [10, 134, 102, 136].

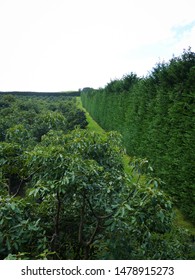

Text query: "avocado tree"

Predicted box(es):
[22, 129, 191, 259]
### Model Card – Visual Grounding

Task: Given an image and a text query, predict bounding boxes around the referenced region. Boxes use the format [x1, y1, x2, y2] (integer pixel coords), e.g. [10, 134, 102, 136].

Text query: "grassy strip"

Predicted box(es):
[76, 97, 105, 134]
[174, 209, 195, 235]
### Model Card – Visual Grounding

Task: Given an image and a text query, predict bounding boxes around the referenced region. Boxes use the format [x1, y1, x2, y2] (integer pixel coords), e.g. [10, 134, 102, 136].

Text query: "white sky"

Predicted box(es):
[0, 0, 194, 91]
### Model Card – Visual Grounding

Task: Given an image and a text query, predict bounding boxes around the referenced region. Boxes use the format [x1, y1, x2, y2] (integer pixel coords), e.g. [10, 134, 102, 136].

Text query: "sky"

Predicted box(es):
[0, 0, 194, 92]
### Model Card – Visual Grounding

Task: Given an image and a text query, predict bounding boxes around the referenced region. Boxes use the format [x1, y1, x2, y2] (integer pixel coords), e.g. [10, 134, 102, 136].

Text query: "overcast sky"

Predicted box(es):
[0, 0, 194, 91]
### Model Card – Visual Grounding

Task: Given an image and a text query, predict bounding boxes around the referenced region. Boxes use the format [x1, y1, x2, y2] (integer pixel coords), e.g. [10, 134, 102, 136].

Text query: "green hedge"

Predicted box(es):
[81, 49, 195, 222]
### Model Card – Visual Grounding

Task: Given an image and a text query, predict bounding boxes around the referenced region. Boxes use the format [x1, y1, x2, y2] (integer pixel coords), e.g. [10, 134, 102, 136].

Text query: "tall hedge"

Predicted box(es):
[81, 49, 195, 222]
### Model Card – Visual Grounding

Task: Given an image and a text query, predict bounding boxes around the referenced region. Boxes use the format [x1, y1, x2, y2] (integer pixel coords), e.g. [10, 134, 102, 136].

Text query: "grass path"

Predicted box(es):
[76, 97, 105, 134]
[77, 97, 132, 175]
[77, 97, 195, 235]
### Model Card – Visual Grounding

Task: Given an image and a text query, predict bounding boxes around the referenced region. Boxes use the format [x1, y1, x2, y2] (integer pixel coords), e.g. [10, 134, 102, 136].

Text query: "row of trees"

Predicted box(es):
[0, 94, 193, 259]
[0, 91, 80, 97]
[81, 48, 195, 223]
[0, 95, 88, 195]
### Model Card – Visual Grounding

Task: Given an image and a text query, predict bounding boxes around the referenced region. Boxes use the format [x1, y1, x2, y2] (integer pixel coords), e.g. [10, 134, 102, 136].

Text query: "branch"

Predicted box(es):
[55, 190, 61, 236]
[11, 167, 42, 198]
[86, 197, 114, 220]
[78, 193, 86, 245]
[50, 190, 61, 252]
[86, 220, 100, 246]
[11, 179, 23, 198]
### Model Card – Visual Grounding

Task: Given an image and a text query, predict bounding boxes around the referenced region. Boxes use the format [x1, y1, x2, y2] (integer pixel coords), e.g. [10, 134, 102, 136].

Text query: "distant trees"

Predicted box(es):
[81, 87, 95, 92]
[0, 95, 88, 142]
[0, 91, 80, 97]
[81, 48, 195, 223]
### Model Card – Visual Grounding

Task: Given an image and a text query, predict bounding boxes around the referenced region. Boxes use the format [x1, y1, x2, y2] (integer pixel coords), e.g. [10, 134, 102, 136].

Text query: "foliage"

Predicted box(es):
[0, 126, 192, 259]
[0, 74, 193, 260]
[0, 95, 88, 142]
[0, 95, 88, 196]
[0, 196, 47, 259]
[81, 48, 195, 223]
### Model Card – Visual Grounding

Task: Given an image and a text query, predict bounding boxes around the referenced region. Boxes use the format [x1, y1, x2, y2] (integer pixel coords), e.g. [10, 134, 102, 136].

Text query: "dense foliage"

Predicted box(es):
[81, 48, 195, 223]
[0, 94, 193, 260]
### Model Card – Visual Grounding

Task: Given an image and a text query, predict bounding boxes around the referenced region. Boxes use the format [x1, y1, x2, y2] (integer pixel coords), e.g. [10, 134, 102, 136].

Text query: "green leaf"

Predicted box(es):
[124, 204, 132, 211]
